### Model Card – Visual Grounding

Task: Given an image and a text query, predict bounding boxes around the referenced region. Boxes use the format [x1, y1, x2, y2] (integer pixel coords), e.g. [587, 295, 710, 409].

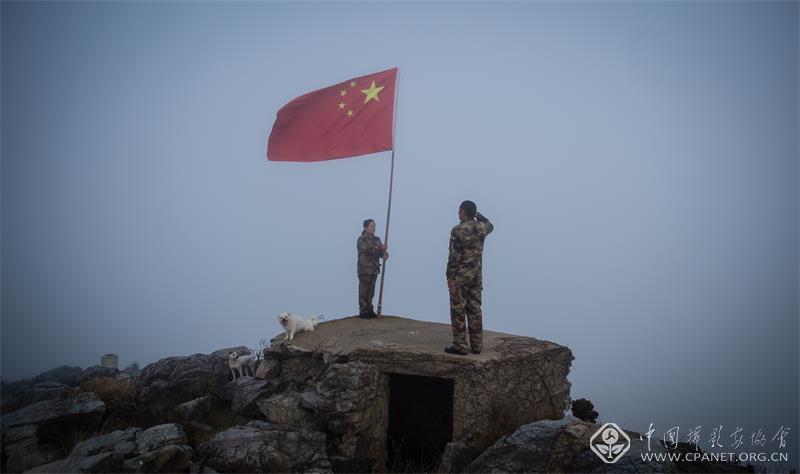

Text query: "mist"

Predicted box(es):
[2, 1, 797, 467]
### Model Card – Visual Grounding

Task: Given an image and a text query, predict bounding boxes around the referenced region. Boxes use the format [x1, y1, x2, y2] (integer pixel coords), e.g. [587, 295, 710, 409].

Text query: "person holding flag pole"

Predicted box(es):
[266, 67, 400, 318]
[356, 218, 388, 318]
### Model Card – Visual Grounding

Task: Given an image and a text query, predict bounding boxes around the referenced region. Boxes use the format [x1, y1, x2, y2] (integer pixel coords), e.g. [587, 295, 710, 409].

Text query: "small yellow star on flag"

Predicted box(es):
[350, 81, 357, 88]
[347, 109, 354, 117]
[338, 102, 345, 109]
[361, 81, 385, 104]
[340, 90, 347, 97]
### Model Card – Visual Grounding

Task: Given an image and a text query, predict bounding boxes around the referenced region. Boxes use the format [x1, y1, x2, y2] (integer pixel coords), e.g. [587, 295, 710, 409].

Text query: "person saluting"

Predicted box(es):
[445, 201, 493, 355]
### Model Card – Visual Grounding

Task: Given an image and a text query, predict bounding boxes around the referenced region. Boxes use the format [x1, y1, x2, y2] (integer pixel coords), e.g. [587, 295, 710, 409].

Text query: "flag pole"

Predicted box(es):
[376, 148, 395, 318]
[376, 68, 399, 318]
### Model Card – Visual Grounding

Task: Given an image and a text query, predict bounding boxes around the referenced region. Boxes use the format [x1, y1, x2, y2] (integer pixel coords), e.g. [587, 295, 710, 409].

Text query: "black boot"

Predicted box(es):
[444, 345, 468, 355]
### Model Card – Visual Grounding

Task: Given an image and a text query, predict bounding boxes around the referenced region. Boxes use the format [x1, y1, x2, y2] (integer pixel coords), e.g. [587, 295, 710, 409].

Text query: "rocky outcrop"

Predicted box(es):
[1, 434, 63, 473]
[78, 365, 119, 384]
[199, 420, 331, 473]
[1, 391, 105, 431]
[0, 392, 106, 472]
[175, 396, 213, 421]
[1, 364, 140, 415]
[1, 317, 580, 473]
[70, 426, 142, 458]
[1, 367, 82, 414]
[462, 416, 750, 473]
[225, 376, 282, 417]
[209, 346, 250, 359]
[135, 426, 194, 472]
[263, 315, 574, 472]
[0, 381, 26, 414]
[28, 423, 194, 473]
[28, 452, 118, 473]
[33, 366, 84, 386]
[255, 358, 281, 379]
[256, 392, 313, 426]
[19, 382, 70, 408]
[114, 365, 142, 383]
[134, 349, 235, 414]
[437, 441, 473, 473]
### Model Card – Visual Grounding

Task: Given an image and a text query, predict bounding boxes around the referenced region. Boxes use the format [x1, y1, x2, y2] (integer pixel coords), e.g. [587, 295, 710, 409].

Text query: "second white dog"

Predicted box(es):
[228, 351, 256, 380]
[278, 312, 324, 341]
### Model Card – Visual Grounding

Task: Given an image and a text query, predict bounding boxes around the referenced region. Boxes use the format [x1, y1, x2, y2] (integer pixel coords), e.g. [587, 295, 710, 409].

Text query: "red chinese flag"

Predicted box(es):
[267, 67, 398, 162]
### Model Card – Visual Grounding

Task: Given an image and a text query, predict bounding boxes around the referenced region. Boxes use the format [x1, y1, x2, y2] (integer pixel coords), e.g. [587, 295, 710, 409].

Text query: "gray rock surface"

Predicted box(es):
[255, 358, 281, 379]
[33, 366, 84, 386]
[4, 423, 38, 444]
[134, 351, 231, 414]
[1, 393, 24, 414]
[187, 421, 215, 435]
[1, 391, 105, 431]
[139, 443, 194, 473]
[2, 367, 83, 413]
[19, 382, 69, 408]
[188, 462, 220, 473]
[114, 365, 142, 383]
[27, 451, 117, 473]
[2, 367, 82, 414]
[199, 420, 332, 473]
[256, 392, 312, 426]
[226, 377, 281, 417]
[27, 423, 193, 474]
[69, 426, 141, 457]
[298, 390, 322, 412]
[175, 396, 213, 420]
[2, 437, 62, 473]
[465, 416, 577, 472]
[78, 365, 119, 384]
[464, 416, 679, 473]
[437, 441, 473, 474]
[209, 346, 250, 359]
[134, 423, 189, 453]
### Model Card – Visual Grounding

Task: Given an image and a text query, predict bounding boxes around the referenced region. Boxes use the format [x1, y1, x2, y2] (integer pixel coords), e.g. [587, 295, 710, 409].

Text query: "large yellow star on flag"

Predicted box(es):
[361, 81, 385, 104]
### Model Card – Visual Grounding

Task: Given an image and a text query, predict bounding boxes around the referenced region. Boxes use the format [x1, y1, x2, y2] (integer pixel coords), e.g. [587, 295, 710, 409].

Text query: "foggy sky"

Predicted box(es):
[2, 1, 798, 468]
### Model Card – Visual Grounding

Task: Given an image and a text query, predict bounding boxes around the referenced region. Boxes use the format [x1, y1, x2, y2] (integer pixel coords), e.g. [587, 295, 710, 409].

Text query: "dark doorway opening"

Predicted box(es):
[387, 373, 454, 473]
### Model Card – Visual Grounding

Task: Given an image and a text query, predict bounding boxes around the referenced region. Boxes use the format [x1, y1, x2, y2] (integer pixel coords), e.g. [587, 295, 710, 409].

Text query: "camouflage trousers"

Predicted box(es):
[449, 284, 483, 352]
[358, 273, 378, 314]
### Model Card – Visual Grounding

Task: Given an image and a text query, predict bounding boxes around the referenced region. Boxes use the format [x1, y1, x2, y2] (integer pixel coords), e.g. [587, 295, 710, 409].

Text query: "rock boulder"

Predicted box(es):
[134, 351, 231, 414]
[199, 420, 331, 473]
[28, 423, 193, 474]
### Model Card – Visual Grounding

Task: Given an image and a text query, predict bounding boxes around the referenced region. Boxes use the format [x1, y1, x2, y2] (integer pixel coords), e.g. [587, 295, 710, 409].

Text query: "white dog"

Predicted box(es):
[228, 351, 256, 380]
[278, 312, 324, 341]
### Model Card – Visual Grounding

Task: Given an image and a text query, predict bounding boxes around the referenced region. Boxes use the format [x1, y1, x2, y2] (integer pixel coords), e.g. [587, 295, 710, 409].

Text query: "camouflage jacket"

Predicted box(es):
[357, 231, 385, 275]
[446, 212, 494, 287]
